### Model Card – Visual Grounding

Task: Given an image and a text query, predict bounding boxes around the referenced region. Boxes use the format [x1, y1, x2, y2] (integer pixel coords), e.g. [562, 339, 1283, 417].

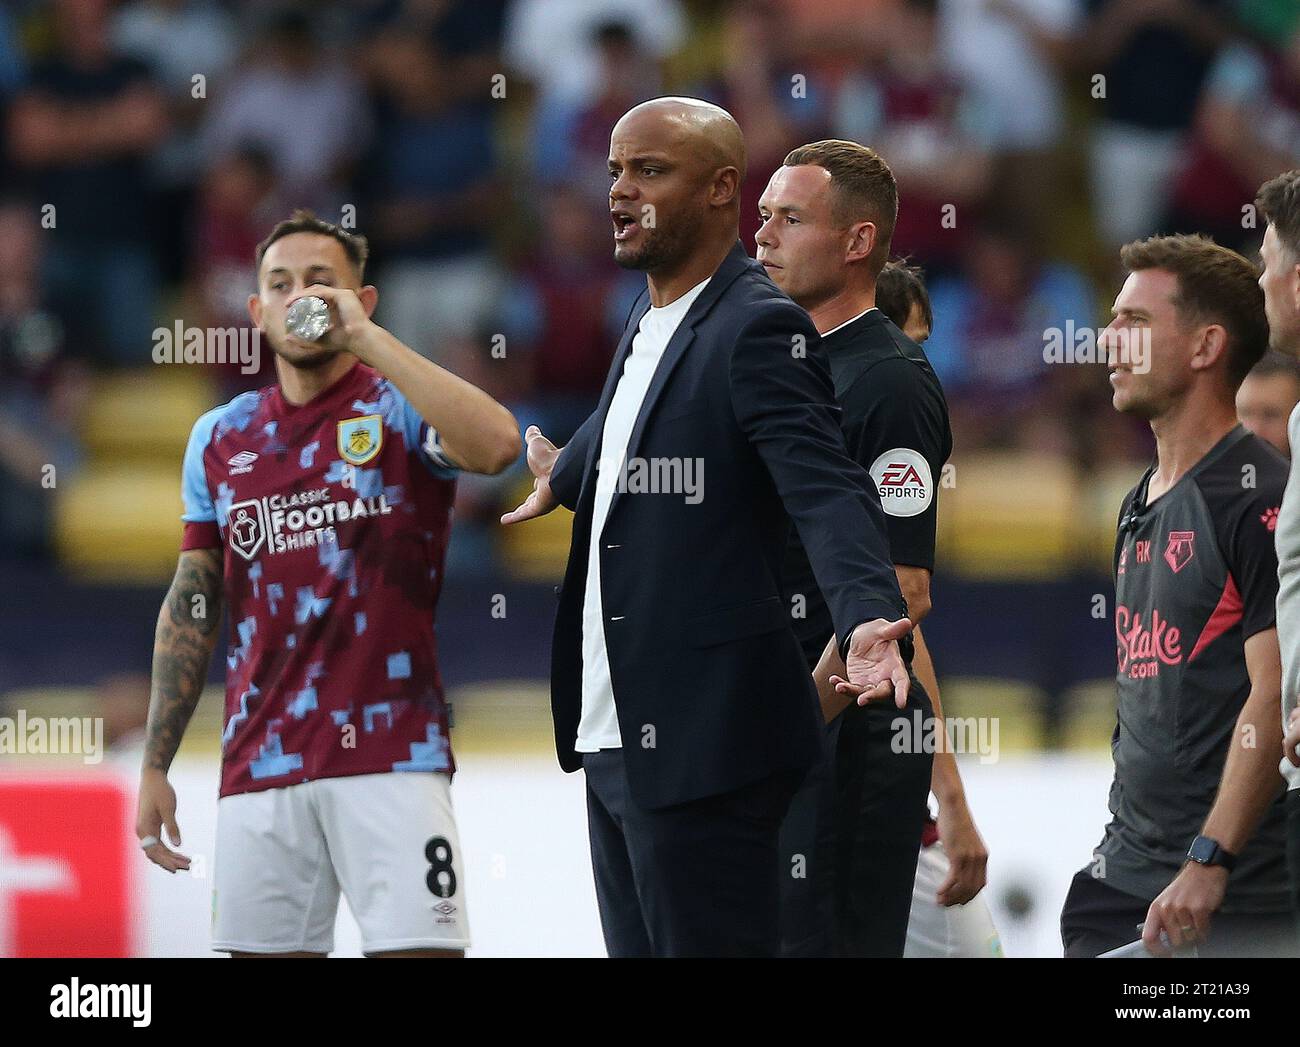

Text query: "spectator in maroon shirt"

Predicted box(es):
[1167, 19, 1300, 252]
[829, 0, 995, 276]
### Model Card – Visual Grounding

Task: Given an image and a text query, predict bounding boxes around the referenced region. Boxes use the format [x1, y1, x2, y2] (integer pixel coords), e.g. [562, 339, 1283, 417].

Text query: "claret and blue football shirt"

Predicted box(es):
[180, 362, 461, 797]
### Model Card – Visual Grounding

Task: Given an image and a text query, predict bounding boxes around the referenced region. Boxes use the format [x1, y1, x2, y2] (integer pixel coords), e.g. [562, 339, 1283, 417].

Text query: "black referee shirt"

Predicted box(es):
[1097, 425, 1289, 911]
[780, 308, 952, 667]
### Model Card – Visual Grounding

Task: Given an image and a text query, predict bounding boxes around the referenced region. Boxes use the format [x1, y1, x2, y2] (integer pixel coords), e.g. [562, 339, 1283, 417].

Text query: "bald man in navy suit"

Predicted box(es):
[502, 98, 911, 957]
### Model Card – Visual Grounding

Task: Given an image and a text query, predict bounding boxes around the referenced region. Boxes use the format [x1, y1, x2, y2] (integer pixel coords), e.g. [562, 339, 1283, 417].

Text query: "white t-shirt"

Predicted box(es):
[575, 277, 711, 752]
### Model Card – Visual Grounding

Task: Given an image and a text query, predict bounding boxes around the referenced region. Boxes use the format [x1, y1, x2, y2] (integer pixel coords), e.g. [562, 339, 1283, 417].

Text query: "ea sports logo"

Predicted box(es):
[880, 462, 923, 487]
[869, 448, 933, 518]
[227, 499, 267, 561]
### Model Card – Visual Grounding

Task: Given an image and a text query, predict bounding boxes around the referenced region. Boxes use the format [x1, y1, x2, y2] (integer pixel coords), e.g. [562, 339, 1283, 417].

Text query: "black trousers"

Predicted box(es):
[778, 682, 934, 957]
[582, 748, 803, 957]
[1060, 867, 1298, 957]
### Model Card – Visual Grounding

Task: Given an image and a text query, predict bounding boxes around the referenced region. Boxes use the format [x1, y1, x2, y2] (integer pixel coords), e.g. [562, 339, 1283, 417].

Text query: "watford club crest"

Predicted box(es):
[338, 414, 383, 466]
[1164, 530, 1195, 574]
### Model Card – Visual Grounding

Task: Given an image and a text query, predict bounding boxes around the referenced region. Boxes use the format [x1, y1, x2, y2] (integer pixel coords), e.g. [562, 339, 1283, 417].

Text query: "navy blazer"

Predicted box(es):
[548, 240, 905, 809]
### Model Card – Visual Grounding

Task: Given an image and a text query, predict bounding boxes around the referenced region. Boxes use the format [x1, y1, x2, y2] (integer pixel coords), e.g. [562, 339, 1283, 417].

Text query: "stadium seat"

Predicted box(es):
[0, 684, 224, 758]
[938, 452, 1080, 580]
[935, 676, 1050, 754]
[53, 465, 187, 581]
[81, 369, 217, 462]
[1078, 463, 1146, 575]
[54, 369, 219, 582]
[0, 687, 98, 723]
[497, 476, 574, 580]
[1059, 679, 1118, 752]
[445, 680, 554, 756]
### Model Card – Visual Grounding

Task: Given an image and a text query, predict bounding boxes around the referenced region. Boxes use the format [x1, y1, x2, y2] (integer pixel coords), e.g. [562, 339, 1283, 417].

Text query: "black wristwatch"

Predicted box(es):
[1186, 835, 1237, 872]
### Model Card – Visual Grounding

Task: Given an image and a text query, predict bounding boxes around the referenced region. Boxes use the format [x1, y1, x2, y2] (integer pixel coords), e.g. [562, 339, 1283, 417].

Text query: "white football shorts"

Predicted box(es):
[905, 840, 1003, 958]
[212, 770, 470, 954]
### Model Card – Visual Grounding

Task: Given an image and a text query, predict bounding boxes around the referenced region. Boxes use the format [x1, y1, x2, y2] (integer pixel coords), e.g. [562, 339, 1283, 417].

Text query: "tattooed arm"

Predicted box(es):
[137, 547, 224, 872]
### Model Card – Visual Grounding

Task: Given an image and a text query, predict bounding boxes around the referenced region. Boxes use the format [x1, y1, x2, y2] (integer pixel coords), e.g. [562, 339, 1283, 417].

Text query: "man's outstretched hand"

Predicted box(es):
[829, 617, 914, 709]
[501, 425, 561, 524]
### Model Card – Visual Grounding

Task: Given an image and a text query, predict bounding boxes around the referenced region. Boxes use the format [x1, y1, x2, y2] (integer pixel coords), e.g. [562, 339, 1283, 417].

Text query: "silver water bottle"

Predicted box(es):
[286, 295, 332, 341]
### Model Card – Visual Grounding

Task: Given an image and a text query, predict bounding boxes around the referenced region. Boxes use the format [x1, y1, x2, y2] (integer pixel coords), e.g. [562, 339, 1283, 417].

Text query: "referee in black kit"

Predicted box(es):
[757, 140, 954, 956]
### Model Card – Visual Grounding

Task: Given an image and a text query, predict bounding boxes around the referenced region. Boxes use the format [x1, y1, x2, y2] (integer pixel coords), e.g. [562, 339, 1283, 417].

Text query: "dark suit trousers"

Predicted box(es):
[582, 748, 803, 957]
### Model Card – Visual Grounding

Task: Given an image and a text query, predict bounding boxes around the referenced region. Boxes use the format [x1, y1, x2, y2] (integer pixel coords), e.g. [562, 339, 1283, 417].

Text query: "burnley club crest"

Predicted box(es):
[338, 414, 383, 466]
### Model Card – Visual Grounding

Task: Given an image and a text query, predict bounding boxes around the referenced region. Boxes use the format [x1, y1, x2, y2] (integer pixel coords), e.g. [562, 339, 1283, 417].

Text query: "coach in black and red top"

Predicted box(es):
[1062, 234, 1295, 958]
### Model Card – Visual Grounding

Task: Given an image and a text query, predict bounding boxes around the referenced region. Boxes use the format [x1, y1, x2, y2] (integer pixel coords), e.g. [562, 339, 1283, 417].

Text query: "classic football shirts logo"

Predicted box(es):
[226, 486, 393, 560]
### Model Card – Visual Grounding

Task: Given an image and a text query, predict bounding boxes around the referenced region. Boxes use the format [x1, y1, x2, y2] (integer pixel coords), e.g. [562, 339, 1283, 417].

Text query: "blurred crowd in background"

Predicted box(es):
[8, 3, 1300, 938]
[3, 0, 1300, 575]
